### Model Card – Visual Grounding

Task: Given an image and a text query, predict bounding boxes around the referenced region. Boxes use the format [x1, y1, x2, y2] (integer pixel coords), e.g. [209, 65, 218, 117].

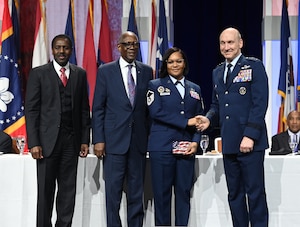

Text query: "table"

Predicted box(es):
[1, 153, 300, 227]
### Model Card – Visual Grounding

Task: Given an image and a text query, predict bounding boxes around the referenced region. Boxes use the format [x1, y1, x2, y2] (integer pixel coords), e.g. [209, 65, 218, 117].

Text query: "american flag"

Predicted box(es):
[172, 141, 191, 154]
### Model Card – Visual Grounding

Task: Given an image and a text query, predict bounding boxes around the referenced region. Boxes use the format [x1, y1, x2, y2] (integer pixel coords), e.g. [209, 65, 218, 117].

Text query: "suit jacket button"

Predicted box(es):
[180, 111, 184, 115]
[226, 116, 229, 119]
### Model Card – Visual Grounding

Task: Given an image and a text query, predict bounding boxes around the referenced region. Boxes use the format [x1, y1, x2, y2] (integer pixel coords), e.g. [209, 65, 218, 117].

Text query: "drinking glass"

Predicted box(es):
[200, 135, 209, 153]
[16, 135, 26, 155]
[288, 136, 298, 155]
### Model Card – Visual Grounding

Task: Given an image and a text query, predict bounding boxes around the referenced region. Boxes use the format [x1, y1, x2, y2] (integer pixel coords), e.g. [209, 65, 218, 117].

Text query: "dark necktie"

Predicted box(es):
[225, 63, 232, 84]
[127, 65, 135, 106]
[175, 80, 183, 86]
[60, 67, 68, 87]
[293, 134, 298, 152]
[175, 80, 185, 98]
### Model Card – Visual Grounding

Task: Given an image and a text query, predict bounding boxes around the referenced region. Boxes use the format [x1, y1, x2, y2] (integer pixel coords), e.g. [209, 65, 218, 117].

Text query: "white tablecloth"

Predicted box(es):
[0, 153, 300, 227]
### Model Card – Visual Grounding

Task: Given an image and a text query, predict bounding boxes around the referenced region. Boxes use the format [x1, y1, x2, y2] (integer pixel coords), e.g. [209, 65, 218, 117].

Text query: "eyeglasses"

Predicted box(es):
[166, 59, 184, 65]
[120, 42, 140, 49]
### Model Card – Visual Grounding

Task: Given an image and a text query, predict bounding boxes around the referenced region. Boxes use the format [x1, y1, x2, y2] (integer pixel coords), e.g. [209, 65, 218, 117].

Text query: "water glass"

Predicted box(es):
[200, 135, 209, 153]
[16, 135, 26, 155]
[289, 136, 298, 155]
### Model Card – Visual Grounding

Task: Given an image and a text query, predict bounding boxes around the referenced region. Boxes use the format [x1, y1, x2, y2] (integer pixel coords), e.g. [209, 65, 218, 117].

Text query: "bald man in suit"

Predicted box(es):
[92, 31, 153, 227]
[198, 27, 269, 227]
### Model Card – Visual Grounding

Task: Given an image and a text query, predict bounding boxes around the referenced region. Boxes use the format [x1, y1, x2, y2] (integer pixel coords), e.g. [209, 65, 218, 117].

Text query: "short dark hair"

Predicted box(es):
[159, 47, 189, 78]
[51, 34, 73, 49]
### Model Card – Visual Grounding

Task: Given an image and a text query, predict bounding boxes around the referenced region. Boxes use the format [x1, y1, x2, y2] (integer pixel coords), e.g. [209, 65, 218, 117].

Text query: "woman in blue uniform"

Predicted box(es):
[146, 47, 204, 226]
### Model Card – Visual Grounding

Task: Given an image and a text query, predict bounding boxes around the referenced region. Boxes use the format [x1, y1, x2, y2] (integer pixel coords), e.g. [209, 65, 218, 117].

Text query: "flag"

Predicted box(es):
[155, 0, 169, 78]
[0, 0, 27, 142]
[32, 0, 49, 68]
[148, 0, 157, 77]
[12, 0, 20, 62]
[297, 0, 300, 111]
[127, 0, 142, 62]
[97, 0, 112, 66]
[277, 0, 295, 132]
[83, 0, 97, 108]
[65, 0, 77, 65]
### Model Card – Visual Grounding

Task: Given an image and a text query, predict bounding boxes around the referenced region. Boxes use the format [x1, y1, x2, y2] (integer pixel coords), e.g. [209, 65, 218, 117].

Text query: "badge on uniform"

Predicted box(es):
[190, 89, 200, 100]
[233, 69, 252, 83]
[239, 87, 247, 95]
[241, 64, 251, 70]
[147, 90, 154, 105]
[157, 86, 170, 96]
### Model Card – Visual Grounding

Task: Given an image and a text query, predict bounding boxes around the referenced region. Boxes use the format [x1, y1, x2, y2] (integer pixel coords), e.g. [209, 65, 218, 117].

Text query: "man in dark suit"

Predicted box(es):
[198, 27, 269, 227]
[271, 110, 300, 154]
[25, 34, 90, 227]
[92, 31, 153, 227]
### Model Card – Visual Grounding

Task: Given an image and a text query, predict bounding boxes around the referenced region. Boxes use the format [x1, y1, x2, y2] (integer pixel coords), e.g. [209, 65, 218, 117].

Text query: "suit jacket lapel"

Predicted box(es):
[69, 64, 79, 108]
[134, 63, 142, 106]
[217, 66, 226, 89]
[113, 61, 132, 106]
[283, 131, 290, 149]
[49, 63, 60, 92]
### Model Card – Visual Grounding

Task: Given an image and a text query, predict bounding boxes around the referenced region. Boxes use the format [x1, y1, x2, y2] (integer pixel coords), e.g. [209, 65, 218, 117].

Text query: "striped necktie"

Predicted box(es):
[127, 65, 135, 106]
[60, 67, 68, 87]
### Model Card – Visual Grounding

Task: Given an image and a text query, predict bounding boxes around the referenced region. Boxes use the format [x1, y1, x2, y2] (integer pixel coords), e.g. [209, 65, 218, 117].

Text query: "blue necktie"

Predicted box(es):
[127, 65, 135, 106]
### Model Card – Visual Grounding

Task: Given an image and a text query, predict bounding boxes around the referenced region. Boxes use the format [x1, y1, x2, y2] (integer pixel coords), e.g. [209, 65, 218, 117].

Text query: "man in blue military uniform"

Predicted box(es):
[198, 27, 269, 227]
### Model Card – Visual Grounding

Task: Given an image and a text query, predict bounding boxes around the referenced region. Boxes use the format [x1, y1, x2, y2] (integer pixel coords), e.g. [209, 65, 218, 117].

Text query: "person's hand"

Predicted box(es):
[94, 142, 105, 158]
[195, 115, 210, 131]
[184, 142, 198, 156]
[30, 146, 43, 159]
[79, 144, 89, 157]
[240, 136, 254, 153]
[187, 117, 198, 126]
[11, 138, 20, 154]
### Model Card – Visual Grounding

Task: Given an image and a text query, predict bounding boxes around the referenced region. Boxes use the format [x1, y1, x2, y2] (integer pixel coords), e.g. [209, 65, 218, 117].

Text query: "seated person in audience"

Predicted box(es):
[0, 131, 19, 154]
[271, 110, 300, 154]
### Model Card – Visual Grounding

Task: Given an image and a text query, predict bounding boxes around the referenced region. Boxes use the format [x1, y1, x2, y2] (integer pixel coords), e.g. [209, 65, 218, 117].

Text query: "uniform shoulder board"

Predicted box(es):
[215, 62, 224, 69]
[246, 56, 260, 61]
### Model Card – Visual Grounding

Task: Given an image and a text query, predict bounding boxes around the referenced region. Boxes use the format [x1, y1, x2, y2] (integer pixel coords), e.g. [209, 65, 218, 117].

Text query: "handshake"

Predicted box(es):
[188, 115, 210, 132]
